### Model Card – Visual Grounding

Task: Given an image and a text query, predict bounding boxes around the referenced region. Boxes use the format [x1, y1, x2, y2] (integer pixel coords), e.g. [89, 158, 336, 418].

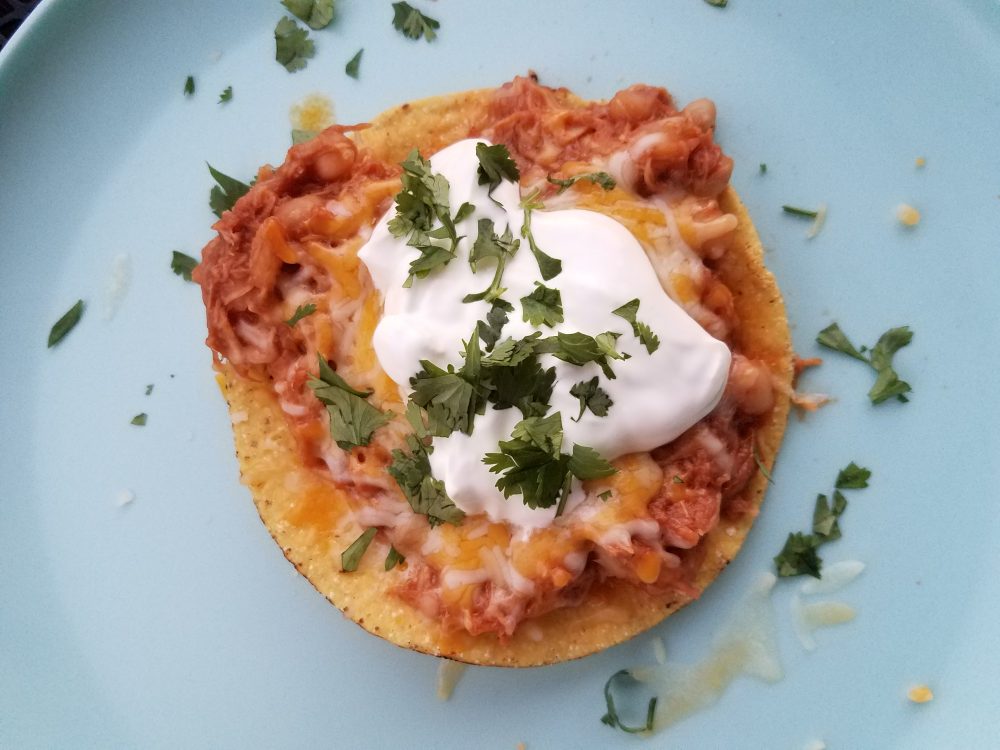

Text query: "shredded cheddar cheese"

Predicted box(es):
[896, 204, 921, 227]
[908, 685, 934, 704]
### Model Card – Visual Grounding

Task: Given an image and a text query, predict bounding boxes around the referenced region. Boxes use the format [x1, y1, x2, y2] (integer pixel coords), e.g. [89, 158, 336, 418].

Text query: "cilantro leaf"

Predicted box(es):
[484, 413, 569, 510]
[600, 670, 657, 735]
[183, 76, 195, 96]
[536, 331, 629, 379]
[478, 300, 510, 352]
[341, 527, 377, 572]
[481, 333, 540, 368]
[345, 48, 363, 78]
[286, 303, 317, 326]
[774, 532, 822, 578]
[812, 491, 847, 541]
[816, 322, 867, 362]
[130, 413, 147, 426]
[171, 251, 199, 282]
[753, 443, 774, 484]
[703, 0, 728, 6]
[520, 190, 561, 280]
[463, 219, 520, 304]
[612, 298, 660, 354]
[520, 283, 563, 328]
[568, 444, 617, 481]
[308, 356, 390, 450]
[291, 129, 319, 144]
[782, 205, 819, 219]
[384, 545, 405, 570]
[47, 300, 84, 348]
[282, 0, 335, 30]
[835, 462, 871, 489]
[569, 377, 613, 421]
[409, 328, 489, 438]
[546, 171, 616, 195]
[145, 384, 154, 396]
[218, 86, 232, 104]
[817, 323, 913, 404]
[476, 142, 520, 201]
[387, 417, 466, 528]
[207, 164, 251, 218]
[487, 356, 555, 418]
[759, 163, 767, 174]
[598, 489, 613, 501]
[275, 16, 315, 73]
[391, 1, 439, 41]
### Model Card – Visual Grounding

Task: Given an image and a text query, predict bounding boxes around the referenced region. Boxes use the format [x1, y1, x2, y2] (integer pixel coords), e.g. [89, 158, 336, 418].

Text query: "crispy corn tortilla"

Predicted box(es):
[216, 89, 793, 667]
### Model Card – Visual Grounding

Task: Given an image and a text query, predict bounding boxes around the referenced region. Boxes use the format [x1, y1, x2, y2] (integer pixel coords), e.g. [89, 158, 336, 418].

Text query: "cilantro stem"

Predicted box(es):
[782, 205, 819, 219]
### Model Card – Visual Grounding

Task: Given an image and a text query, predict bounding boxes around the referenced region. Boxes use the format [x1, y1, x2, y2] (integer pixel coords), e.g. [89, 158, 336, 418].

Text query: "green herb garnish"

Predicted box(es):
[341, 527, 377, 572]
[569, 377, 613, 421]
[183, 76, 195, 96]
[476, 142, 520, 203]
[282, 0, 335, 30]
[218, 86, 233, 104]
[535, 331, 629, 380]
[520, 282, 563, 328]
[275, 16, 315, 73]
[478, 299, 511, 352]
[286, 303, 317, 327]
[520, 189, 561, 280]
[131, 413, 148, 426]
[47, 300, 84, 348]
[384, 545, 405, 570]
[308, 356, 391, 450]
[611, 298, 659, 354]
[345, 48, 363, 78]
[391, 1, 439, 41]
[703, 0, 728, 7]
[207, 164, 251, 218]
[672, 475, 684, 484]
[598, 489, 612, 501]
[759, 163, 767, 174]
[546, 172, 616, 195]
[774, 462, 872, 578]
[145, 384, 154, 396]
[409, 328, 487, 437]
[463, 218, 520, 304]
[753, 444, 774, 484]
[817, 322, 914, 404]
[782, 205, 819, 219]
[600, 670, 657, 735]
[171, 251, 199, 282]
[836, 461, 871, 489]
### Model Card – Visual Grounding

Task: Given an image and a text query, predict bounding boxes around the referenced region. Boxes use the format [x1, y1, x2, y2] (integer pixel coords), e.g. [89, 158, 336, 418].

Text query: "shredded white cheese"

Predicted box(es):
[436, 659, 466, 701]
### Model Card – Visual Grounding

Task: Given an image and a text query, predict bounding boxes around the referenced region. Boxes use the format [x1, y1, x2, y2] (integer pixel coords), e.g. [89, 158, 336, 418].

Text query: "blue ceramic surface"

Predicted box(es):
[2, 2, 998, 747]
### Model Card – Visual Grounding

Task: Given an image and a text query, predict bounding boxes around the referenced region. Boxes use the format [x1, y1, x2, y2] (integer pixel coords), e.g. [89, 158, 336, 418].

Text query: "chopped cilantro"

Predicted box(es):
[816, 323, 913, 404]
[672, 475, 684, 484]
[759, 163, 767, 174]
[207, 164, 251, 218]
[291, 129, 319, 144]
[384, 545, 405, 570]
[345, 48, 363, 78]
[520, 189, 562, 280]
[520, 283, 563, 328]
[47, 300, 84, 348]
[774, 462, 873, 578]
[774, 532, 822, 578]
[341, 527, 377, 572]
[409, 328, 487, 437]
[308, 356, 391, 450]
[753, 444, 774, 484]
[812, 491, 847, 542]
[130, 413, 147, 426]
[183, 76, 195, 96]
[611, 298, 660, 354]
[782, 205, 819, 219]
[282, 0, 335, 30]
[171, 251, 199, 282]
[835, 462, 871, 489]
[546, 171, 616, 195]
[218, 86, 233, 104]
[703, 0, 728, 6]
[567, 444, 617, 481]
[388, 150, 469, 286]
[286, 303, 317, 327]
[600, 670, 657, 735]
[463, 219, 520, 304]
[145, 384, 154, 396]
[598, 489, 612, 501]
[275, 16, 315, 73]
[569, 377, 613, 421]
[476, 142, 520, 202]
[478, 300, 510, 352]
[535, 331, 629, 379]
[391, 1, 439, 42]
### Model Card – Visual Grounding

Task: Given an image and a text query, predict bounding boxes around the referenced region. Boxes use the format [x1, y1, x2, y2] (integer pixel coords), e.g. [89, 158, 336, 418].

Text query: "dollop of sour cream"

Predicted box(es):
[358, 139, 730, 530]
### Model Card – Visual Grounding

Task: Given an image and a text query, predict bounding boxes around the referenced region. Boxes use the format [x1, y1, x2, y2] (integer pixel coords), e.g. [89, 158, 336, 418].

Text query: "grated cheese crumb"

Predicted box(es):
[908, 684, 934, 704]
[896, 204, 921, 227]
[436, 660, 466, 701]
[806, 204, 827, 239]
[115, 489, 135, 507]
[516, 744, 526, 750]
[803, 741, 827, 750]
[915, 157, 926, 168]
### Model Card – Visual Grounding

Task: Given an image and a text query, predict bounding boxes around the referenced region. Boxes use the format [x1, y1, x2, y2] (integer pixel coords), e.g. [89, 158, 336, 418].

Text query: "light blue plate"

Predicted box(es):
[2, 1, 998, 747]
